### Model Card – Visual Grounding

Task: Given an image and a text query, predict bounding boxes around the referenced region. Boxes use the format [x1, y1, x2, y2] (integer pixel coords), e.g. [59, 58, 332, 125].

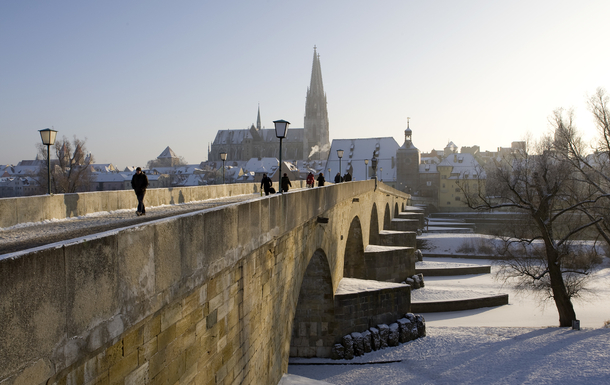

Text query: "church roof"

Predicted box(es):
[399, 120, 418, 151]
[158, 146, 178, 159]
[212, 128, 304, 145]
[325, 137, 400, 182]
[445, 141, 458, 151]
[399, 140, 418, 151]
[243, 157, 279, 174]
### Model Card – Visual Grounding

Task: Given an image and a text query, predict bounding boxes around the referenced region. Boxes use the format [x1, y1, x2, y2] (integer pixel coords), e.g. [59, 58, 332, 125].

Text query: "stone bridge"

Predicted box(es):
[1, 181, 422, 385]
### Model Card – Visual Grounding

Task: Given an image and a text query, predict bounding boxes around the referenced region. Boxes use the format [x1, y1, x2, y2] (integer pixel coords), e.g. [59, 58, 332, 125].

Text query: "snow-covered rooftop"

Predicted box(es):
[325, 137, 399, 182]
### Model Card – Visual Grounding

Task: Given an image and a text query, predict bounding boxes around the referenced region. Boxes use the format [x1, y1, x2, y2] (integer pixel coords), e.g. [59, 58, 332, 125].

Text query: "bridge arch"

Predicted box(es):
[395, 202, 399, 217]
[343, 216, 365, 279]
[290, 249, 335, 358]
[369, 203, 380, 245]
[383, 202, 392, 229]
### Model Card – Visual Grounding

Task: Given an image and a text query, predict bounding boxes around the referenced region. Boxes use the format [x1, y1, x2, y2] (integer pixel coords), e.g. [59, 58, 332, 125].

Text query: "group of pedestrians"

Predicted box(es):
[260, 172, 293, 196]
[334, 172, 352, 183]
[130, 166, 350, 214]
[307, 172, 326, 188]
[260, 171, 330, 196]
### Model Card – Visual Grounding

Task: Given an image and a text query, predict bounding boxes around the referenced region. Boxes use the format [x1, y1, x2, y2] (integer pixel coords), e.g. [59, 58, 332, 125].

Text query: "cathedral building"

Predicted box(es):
[209, 47, 330, 162]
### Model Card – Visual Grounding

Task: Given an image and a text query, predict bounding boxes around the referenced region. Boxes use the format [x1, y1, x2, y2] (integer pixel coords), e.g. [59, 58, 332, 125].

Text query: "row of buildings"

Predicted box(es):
[2, 46, 527, 211]
[2, 134, 525, 212]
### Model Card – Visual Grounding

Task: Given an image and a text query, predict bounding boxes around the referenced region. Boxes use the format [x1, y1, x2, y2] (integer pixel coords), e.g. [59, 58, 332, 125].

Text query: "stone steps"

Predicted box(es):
[415, 264, 490, 276]
[412, 259, 508, 313]
[397, 211, 425, 227]
[389, 218, 420, 232]
[423, 226, 474, 233]
[411, 294, 509, 313]
[378, 230, 416, 248]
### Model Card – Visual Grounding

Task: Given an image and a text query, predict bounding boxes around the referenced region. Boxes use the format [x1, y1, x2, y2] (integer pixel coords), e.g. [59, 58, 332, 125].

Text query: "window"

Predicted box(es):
[447, 201, 451, 205]
[426, 181, 432, 186]
[442, 183, 445, 188]
[455, 188, 460, 192]
[455, 196, 461, 201]
[441, 175, 447, 179]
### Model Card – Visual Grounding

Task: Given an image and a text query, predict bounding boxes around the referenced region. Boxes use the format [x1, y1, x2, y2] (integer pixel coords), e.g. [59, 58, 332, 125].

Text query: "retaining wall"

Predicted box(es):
[334, 286, 412, 339]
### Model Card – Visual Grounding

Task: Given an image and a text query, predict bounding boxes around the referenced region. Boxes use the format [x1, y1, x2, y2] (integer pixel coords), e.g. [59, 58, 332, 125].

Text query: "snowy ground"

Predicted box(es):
[287, 234, 610, 384]
[288, 327, 610, 385]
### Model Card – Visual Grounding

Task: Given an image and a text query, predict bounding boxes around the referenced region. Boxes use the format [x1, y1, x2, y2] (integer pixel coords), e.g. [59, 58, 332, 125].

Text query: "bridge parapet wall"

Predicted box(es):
[0, 181, 305, 229]
[0, 181, 409, 385]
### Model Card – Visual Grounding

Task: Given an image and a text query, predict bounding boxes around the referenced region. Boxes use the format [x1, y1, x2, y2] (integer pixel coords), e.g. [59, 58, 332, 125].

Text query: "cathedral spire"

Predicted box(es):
[304, 46, 330, 160]
[308, 45, 325, 98]
[256, 103, 261, 130]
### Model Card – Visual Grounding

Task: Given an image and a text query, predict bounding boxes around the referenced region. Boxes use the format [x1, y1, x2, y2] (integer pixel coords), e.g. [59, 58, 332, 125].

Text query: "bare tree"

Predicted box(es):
[458, 135, 603, 327]
[553, 89, 610, 245]
[36, 136, 95, 194]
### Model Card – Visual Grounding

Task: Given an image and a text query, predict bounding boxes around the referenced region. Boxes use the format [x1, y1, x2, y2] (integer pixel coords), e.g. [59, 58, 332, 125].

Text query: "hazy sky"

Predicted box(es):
[2, 1, 609, 168]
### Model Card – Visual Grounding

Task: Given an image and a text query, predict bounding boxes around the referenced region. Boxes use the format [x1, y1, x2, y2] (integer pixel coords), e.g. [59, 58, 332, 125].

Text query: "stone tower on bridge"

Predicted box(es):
[396, 119, 421, 193]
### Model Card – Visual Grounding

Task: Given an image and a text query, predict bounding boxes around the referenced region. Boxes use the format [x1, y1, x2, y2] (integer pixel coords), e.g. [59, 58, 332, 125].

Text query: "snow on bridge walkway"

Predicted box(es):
[0, 192, 264, 256]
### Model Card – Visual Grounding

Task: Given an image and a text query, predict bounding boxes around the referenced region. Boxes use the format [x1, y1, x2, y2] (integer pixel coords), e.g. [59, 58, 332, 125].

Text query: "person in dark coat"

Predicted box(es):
[317, 173, 325, 187]
[131, 167, 149, 216]
[334, 173, 342, 184]
[281, 173, 292, 192]
[344, 172, 352, 182]
[260, 173, 272, 196]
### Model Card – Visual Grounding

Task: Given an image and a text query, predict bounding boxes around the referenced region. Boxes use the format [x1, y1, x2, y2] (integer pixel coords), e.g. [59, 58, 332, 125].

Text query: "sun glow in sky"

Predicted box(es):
[1, 1, 609, 168]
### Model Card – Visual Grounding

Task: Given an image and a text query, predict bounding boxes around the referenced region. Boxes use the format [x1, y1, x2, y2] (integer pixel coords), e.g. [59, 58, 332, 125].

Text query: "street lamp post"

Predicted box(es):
[273, 119, 290, 194]
[39, 128, 58, 195]
[364, 159, 369, 180]
[220, 152, 227, 184]
[337, 149, 344, 182]
[371, 152, 378, 179]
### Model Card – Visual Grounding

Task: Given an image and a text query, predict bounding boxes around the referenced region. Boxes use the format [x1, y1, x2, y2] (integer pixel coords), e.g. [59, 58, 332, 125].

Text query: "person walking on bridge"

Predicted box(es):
[260, 173, 273, 195]
[306, 172, 315, 188]
[317, 172, 325, 187]
[131, 167, 149, 216]
[281, 173, 292, 192]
